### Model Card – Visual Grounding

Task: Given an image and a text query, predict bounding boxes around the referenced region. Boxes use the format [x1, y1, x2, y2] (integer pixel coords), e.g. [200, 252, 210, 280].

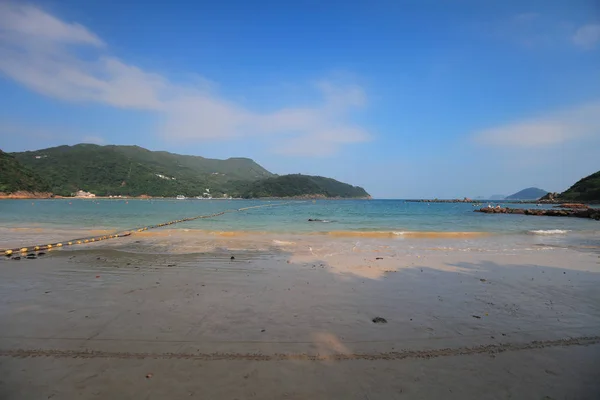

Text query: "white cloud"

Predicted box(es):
[0, 3, 103, 46]
[0, 3, 370, 156]
[572, 24, 600, 49]
[472, 102, 600, 147]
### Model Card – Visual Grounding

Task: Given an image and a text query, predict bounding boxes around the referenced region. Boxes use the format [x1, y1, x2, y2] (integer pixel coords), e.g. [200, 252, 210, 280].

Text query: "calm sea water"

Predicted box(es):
[0, 198, 597, 235]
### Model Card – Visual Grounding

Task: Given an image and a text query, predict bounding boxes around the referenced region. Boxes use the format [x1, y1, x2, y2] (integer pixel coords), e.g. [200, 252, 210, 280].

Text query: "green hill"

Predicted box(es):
[559, 170, 600, 202]
[12, 144, 273, 197]
[9, 145, 369, 199]
[0, 149, 50, 194]
[505, 187, 548, 200]
[239, 174, 370, 198]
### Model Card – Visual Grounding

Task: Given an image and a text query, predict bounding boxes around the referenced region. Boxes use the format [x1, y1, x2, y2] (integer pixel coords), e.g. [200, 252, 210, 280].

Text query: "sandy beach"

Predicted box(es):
[1, 232, 599, 399]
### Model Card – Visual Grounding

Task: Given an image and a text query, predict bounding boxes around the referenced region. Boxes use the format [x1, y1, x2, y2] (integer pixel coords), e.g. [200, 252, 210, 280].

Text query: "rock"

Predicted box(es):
[475, 206, 600, 220]
[26, 255, 37, 259]
[472, 315, 481, 319]
[555, 203, 589, 209]
[230, 256, 235, 260]
[12, 256, 21, 260]
[37, 252, 46, 256]
[376, 257, 383, 260]
[372, 317, 387, 324]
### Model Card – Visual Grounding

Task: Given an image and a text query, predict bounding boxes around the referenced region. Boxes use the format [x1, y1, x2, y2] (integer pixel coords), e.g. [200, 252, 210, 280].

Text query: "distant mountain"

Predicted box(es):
[505, 187, 548, 200]
[558, 170, 600, 202]
[9, 144, 369, 199]
[12, 144, 273, 197]
[0, 149, 50, 194]
[238, 174, 370, 199]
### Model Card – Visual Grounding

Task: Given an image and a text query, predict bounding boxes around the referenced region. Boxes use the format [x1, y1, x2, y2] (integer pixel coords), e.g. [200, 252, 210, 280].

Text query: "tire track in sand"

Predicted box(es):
[1, 336, 598, 361]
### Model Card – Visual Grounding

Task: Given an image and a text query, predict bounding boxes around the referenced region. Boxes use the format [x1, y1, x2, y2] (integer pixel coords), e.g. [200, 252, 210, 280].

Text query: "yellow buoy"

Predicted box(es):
[68, 242, 72, 245]
[57, 243, 63, 247]
[84, 240, 89, 243]
[47, 244, 53, 249]
[34, 246, 40, 251]
[5, 250, 13, 256]
[77, 241, 82, 244]
[20, 247, 28, 253]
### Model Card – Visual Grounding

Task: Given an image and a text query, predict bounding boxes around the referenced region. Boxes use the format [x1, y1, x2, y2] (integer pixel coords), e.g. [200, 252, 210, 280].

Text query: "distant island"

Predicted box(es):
[505, 187, 548, 200]
[1, 144, 370, 199]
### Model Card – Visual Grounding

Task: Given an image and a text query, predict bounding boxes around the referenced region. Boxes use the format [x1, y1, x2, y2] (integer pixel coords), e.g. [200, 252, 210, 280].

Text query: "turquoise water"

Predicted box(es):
[0, 198, 598, 235]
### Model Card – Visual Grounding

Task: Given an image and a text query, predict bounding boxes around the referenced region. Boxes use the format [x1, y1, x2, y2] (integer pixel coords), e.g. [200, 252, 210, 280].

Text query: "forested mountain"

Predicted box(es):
[8, 144, 369, 198]
[239, 174, 370, 198]
[0, 150, 50, 193]
[558, 171, 600, 202]
[12, 144, 272, 197]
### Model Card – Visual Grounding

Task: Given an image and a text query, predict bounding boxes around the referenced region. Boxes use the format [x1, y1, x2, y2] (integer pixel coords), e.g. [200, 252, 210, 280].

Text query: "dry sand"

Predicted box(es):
[1, 234, 599, 399]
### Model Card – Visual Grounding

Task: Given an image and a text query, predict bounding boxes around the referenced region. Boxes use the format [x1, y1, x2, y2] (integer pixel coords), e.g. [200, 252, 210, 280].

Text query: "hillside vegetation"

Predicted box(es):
[9, 144, 369, 198]
[0, 150, 50, 193]
[239, 174, 370, 198]
[559, 170, 600, 202]
[12, 144, 273, 197]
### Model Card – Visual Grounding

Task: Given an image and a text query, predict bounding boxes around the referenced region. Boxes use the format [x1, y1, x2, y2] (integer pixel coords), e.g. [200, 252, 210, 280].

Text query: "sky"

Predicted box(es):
[0, 0, 599, 198]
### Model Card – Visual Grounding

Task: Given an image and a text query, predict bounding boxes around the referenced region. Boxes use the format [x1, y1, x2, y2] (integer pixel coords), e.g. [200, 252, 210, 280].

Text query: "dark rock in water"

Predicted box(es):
[27, 253, 36, 257]
[26, 255, 37, 259]
[372, 317, 387, 324]
[376, 257, 383, 260]
[230, 256, 235, 260]
[555, 203, 589, 209]
[308, 218, 322, 222]
[12, 256, 21, 260]
[475, 206, 600, 220]
[37, 252, 46, 256]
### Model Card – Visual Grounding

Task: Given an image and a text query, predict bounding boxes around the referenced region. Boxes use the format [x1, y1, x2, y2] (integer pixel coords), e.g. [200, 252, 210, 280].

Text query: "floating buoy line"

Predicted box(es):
[2, 202, 294, 258]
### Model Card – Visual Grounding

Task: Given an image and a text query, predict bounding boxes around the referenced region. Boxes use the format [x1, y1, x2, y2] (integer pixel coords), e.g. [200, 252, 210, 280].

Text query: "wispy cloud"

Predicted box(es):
[0, 2, 370, 156]
[472, 102, 600, 147]
[572, 23, 600, 50]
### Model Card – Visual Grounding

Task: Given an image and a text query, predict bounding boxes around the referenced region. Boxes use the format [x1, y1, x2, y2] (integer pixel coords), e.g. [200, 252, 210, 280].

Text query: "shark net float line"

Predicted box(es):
[2, 202, 294, 257]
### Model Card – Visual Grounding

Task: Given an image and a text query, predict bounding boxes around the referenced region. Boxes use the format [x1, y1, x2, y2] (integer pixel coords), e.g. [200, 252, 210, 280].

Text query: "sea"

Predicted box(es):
[1, 199, 598, 253]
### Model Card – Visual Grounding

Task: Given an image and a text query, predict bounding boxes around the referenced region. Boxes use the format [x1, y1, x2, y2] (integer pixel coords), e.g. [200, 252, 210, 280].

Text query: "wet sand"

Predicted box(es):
[1, 234, 600, 399]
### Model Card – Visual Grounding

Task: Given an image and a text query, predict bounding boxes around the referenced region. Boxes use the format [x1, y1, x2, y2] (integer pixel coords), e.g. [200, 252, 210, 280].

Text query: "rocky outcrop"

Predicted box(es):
[475, 207, 600, 220]
[554, 203, 589, 209]
[538, 192, 560, 203]
[0, 191, 54, 199]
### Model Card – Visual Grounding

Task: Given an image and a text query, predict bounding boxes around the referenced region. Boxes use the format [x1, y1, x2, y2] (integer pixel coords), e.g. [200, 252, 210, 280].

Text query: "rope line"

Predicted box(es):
[2, 202, 294, 257]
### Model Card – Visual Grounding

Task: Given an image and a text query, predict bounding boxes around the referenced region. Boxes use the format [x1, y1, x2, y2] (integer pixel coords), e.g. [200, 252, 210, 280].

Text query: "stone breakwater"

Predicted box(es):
[475, 207, 600, 220]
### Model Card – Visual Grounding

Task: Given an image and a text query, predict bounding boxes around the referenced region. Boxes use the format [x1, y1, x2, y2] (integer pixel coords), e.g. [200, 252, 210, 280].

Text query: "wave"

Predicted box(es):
[528, 229, 571, 235]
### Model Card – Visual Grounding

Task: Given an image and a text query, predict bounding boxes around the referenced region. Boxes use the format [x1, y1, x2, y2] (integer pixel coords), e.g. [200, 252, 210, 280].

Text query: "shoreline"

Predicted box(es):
[2, 241, 599, 398]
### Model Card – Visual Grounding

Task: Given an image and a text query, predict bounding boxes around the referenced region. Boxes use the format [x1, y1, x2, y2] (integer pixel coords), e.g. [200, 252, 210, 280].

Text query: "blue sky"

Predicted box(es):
[0, 0, 599, 198]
